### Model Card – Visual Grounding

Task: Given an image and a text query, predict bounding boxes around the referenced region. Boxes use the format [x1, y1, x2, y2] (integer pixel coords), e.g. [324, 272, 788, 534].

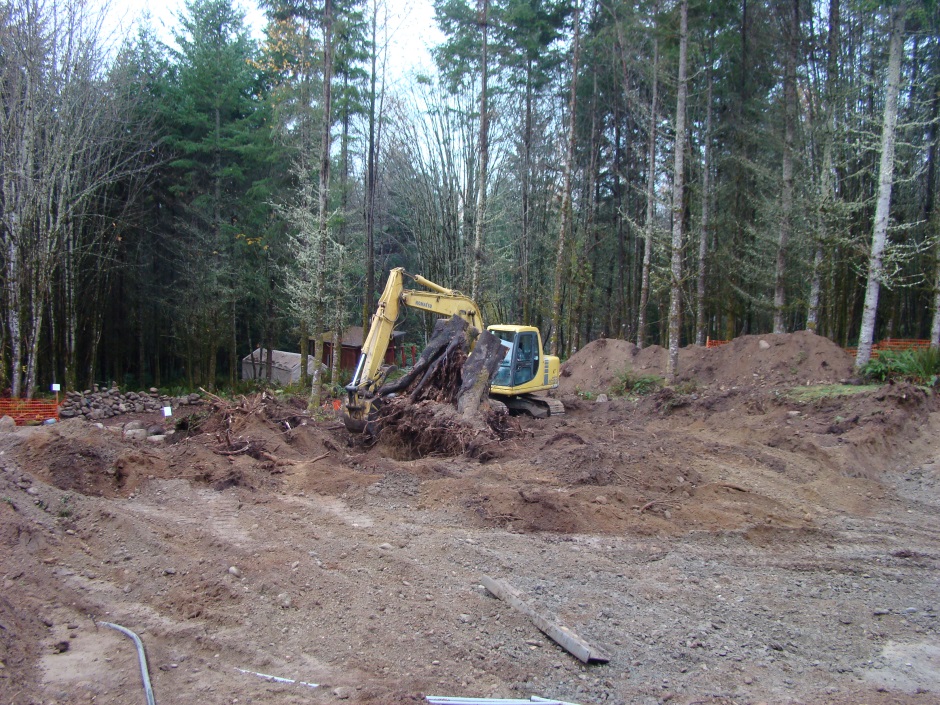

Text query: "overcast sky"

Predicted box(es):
[103, 0, 442, 83]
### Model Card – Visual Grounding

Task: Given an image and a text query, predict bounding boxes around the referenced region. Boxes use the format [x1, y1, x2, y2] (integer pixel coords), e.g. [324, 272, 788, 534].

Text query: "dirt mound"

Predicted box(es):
[760, 381, 939, 480]
[559, 337, 639, 394]
[678, 330, 856, 387]
[5, 422, 165, 498]
[560, 331, 855, 394]
[0, 395, 342, 501]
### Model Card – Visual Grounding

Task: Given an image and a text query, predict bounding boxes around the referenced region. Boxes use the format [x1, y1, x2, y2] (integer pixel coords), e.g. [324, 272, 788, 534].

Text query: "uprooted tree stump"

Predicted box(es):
[373, 315, 509, 459]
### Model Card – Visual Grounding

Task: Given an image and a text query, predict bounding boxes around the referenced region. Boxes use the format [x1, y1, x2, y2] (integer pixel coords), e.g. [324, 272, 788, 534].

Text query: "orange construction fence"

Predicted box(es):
[0, 399, 60, 425]
[845, 338, 932, 359]
[705, 337, 729, 349]
[873, 338, 932, 353]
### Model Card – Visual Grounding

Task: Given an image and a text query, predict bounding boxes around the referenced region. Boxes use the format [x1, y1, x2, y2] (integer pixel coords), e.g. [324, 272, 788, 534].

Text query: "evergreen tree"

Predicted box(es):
[163, 0, 263, 387]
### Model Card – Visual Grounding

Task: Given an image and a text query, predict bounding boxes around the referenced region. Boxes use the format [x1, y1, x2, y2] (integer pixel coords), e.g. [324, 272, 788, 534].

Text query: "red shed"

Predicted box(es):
[319, 326, 408, 372]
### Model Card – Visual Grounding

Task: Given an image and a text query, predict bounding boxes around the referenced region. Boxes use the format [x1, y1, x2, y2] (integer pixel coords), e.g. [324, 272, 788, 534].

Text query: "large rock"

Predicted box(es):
[0, 416, 16, 433]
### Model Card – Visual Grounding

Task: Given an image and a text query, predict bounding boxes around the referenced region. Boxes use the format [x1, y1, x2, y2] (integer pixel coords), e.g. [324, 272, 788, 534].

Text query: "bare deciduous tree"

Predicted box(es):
[855, 5, 904, 369]
[665, 0, 688, 385]
[0, 0, 151, 397]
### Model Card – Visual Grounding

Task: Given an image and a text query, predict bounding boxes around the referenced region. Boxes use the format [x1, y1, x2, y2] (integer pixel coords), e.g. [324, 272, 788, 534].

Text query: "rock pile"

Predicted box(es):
[59, 387, 202, 420]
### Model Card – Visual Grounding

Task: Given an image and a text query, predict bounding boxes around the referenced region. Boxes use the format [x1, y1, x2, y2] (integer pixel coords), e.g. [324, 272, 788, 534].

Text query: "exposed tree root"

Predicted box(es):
[373, 316, 510, 459]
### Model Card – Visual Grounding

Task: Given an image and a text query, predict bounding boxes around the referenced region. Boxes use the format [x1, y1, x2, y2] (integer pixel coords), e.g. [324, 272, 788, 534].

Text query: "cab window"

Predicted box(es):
[513, 332, 536, 385]
[492, 331, 515, 386]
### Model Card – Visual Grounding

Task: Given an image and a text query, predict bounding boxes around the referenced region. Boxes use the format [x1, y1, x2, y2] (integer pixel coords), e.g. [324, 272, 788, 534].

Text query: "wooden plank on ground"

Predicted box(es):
[480, 575, 610, 664]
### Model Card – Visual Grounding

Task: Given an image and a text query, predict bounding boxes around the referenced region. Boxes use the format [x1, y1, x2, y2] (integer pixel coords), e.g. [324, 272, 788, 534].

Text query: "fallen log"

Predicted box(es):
[480, 575, 611, 664]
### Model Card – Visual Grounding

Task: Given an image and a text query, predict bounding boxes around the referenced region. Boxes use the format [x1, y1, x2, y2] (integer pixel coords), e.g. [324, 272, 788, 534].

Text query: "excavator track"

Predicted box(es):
[488, 399, 509, 416]
[539, 396, 566, 416]
[499, 393, 565, 419]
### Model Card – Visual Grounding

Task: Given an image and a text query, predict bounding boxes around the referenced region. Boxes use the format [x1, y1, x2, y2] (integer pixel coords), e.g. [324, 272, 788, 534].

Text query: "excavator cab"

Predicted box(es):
[492, 329, 539, 387]
[488, 325, 562, 418]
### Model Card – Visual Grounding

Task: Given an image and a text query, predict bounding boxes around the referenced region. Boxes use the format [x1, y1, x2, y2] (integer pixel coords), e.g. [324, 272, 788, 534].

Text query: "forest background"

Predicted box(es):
[1, 0, 938, 400]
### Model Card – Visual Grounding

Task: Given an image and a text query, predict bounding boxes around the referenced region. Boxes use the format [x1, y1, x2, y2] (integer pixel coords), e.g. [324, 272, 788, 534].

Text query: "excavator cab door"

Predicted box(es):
[492, 330, 538, 388]
[513, 331, 537, 385]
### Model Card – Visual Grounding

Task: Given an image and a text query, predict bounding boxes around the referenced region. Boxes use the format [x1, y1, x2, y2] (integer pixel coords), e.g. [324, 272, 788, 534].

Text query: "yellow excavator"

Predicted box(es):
[344, 267, 563, 430]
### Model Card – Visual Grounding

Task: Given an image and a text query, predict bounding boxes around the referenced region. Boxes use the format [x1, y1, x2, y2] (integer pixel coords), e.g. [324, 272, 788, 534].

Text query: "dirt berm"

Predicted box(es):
[560, 330, 855, 394]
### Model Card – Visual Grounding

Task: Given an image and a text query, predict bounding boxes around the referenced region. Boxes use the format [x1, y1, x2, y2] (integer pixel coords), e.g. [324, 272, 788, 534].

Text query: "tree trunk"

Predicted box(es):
[332, 74, 353, 387]
[300, 321, 309, 387]
[65, 229, 78, 389]
[186, 336, 194, 389]
[550, 0, 582, 355]
[666, 0, 688, 385]
[25, 280, 43, 398]
[806, 245, 824, 332]
[807, 0, 840, 332]
[931, 212, 940, 348]
[207, 337, 217, 390]
[7, 244, 23, 398]
[230, 299, 237, 387]
[520, 60, 533, 324]
[773, 0, 798, 334]
[614, 110, 626, 338]
[456, 330, 503, 420]
[855, 6, 904, 369]
[470, 0, 490, 302]
[310, 0, 334, 410]
[575, 30, 600, 352]
[364, 0, 381, 328]
[926, 41, 939, 349]
[637, 1, 659, 350]
[362, 0, 388, 330]
[696, 33, 714, 347]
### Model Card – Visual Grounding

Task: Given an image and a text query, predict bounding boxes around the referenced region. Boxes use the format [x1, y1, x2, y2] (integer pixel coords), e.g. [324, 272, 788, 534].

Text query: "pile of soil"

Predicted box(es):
[560, 331, 856, 395]
[559, 338, 640, 396]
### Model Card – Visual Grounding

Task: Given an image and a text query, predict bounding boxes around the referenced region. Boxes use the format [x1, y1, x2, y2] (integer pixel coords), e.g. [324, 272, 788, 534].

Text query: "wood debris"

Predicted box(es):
[481, 575, 611, 664]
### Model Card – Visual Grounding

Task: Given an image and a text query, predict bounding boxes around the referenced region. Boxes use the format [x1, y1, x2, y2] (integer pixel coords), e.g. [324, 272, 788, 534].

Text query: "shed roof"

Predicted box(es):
[242, 348, 306, 372]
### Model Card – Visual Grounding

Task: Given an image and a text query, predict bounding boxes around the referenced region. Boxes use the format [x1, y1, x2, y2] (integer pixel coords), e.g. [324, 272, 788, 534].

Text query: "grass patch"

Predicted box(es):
[783, 384, 879, 402]
[610, 370, 663, 397]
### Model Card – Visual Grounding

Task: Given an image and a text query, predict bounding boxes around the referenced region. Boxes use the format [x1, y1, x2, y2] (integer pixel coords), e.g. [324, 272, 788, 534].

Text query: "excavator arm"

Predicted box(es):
[345, 268, 483, 425]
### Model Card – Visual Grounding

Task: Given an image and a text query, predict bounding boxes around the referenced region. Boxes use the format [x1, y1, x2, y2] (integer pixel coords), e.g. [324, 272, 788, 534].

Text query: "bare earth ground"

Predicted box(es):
[1, 332, 938, 705]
